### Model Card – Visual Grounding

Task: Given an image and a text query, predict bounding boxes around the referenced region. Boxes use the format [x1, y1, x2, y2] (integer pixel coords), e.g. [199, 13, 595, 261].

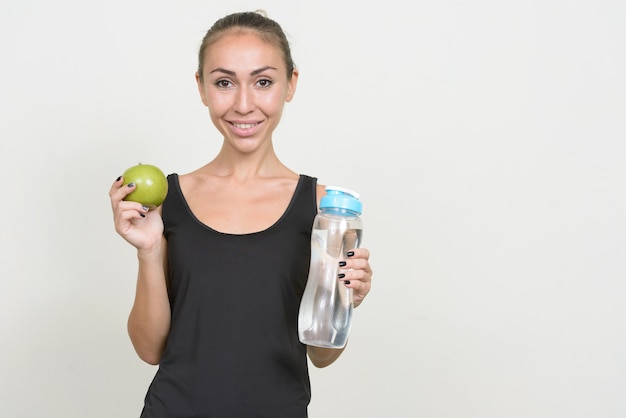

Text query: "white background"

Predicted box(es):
[1, 0, 625, 417]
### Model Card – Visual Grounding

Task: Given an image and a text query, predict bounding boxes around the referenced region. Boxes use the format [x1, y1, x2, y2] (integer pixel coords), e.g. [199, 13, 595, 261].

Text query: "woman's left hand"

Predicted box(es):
[340, 248, 373, 308]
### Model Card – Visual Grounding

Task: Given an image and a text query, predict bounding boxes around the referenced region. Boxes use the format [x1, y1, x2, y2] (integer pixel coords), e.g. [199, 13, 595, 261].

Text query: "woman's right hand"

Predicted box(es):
[109, 176, 164, 251]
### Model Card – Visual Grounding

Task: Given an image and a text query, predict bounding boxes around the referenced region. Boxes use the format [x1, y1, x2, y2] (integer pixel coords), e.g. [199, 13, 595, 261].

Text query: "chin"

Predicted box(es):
[230, 137, 267, 153]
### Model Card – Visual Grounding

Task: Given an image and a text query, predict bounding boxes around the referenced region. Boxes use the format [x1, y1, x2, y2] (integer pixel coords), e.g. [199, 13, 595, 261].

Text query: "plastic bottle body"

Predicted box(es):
[298, 209, 363, 349]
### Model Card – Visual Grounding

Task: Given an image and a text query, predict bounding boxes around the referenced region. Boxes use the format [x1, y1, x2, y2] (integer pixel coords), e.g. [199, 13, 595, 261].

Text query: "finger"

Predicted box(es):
[340, 257, 372, 276]
[347, 279, 371, 296]
[110, 180, 141, 208]
[342, 273, 372, 304]
[117, 206, 148, 223]
[108, 175, 125, 196]
[340, 267, 371, 285]
[114, 200, 150, 220]
[346, 247, 370, 260]
[114, 206, 148, 234]
[111, 184, 150, 224]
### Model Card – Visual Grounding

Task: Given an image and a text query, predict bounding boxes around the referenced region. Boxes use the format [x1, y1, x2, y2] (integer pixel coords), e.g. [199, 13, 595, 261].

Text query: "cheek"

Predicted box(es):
[259, 90, 287, 113]
[206, 97, 229, 125]
[206, 93, 230, 112]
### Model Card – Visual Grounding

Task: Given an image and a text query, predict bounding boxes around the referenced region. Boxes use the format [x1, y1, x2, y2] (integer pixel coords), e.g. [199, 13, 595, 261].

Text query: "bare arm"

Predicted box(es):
[127, 237, 171, 365]
[307, 345, 346, 368]
[110, 177, 171, 365]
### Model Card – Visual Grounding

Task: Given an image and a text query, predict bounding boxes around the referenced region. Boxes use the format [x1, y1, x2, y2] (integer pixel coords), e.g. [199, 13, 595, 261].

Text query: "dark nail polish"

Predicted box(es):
[344, 280, 351, 285]
[339, 261, 347, 267]
[116, 176, 122, 182]
[347, 251, 355, 257]
[140, 213, 145, 218]
[142, 206, 150, 211]
[338, 273, 346, 279]
[127, 182, 135, 188]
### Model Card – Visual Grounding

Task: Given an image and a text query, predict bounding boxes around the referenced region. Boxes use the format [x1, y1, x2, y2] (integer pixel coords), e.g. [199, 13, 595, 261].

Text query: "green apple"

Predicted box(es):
[122, 163, 168, 209]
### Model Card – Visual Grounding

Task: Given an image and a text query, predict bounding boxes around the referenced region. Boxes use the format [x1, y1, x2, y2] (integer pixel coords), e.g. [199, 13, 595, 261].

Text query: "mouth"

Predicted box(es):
[230, 122, 260, 129]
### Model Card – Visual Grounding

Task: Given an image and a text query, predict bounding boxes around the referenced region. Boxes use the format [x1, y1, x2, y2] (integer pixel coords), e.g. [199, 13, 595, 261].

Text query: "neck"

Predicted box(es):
[204, 142, 290, 180]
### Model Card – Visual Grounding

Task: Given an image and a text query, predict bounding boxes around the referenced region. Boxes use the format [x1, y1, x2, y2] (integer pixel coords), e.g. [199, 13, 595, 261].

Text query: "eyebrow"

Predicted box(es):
[209, 66, 278, 77]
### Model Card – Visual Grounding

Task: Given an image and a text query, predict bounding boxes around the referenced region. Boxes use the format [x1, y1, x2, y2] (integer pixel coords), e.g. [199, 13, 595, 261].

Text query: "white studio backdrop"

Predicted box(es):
[1, 0, 625, 417]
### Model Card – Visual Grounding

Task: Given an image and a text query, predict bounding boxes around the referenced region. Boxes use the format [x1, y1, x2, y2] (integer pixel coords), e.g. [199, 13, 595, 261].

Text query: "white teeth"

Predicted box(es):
[233, 123, 256, 129]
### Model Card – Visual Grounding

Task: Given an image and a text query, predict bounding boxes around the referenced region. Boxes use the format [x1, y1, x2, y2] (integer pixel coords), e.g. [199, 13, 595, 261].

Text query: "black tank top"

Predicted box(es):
[140, 174, 317, 418]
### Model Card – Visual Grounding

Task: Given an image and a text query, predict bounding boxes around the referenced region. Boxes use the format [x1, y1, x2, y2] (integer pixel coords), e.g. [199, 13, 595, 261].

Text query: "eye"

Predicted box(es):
[215, 79, 233, 89]
[256, 78, 273, 88]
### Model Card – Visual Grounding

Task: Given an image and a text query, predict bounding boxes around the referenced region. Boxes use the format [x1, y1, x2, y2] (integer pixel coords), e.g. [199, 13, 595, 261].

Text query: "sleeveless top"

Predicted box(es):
[140, 174, 318, 418]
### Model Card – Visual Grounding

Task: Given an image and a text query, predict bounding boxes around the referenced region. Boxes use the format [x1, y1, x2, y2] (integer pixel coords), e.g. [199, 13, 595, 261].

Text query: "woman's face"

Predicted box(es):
[196, 31, 298, 154]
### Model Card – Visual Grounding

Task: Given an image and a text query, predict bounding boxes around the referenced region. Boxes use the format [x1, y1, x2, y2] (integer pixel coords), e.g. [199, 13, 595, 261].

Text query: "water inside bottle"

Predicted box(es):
[298, 227, 362, 348]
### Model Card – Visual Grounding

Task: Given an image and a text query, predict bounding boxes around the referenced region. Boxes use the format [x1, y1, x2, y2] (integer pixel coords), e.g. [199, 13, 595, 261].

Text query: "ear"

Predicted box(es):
[285, 69, 299, 103]
[196, 71, 209, 107]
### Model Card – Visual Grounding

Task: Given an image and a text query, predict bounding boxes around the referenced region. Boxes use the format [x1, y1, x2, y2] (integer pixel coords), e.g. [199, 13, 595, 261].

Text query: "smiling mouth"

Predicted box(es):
[231, 122, 258, 129]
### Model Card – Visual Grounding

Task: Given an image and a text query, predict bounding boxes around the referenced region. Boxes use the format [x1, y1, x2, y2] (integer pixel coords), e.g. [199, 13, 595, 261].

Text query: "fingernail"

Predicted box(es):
[142, 206, 149, 211]
[338, 273, 346, 279]
[347, 251, 355, 257]
[344, 280, 351, 285]
[116, 176, 122, 182]
[127, 182, 135, 188]
[339, 261, 347, 267]
[140, 213, 145, 218]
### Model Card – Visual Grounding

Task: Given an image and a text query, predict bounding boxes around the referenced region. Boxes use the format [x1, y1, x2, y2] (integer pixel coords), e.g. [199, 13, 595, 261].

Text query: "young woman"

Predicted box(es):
[109, 11, 373, 417]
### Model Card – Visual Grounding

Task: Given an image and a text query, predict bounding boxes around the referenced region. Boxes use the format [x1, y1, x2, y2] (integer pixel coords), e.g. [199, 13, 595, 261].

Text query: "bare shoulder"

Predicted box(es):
[174, 170, 193, 189]
[176, 166, 218, 196]
[177, 167, 208, 186]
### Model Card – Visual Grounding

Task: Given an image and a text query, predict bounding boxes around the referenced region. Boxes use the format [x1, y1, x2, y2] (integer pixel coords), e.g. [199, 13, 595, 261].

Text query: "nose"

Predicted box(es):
[233, 85, 254, 114]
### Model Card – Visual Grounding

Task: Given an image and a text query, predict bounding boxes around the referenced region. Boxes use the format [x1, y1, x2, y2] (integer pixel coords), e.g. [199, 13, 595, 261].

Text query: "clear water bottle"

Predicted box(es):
[298, 186, 363, 349]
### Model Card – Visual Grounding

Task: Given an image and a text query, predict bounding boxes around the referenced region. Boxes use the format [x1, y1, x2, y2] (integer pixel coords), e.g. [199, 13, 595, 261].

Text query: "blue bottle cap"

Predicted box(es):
[320, 186, 362, 215]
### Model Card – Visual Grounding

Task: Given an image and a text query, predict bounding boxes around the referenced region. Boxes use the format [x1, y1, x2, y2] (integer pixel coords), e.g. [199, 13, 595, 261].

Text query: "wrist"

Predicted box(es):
[137, 241, 164, 262]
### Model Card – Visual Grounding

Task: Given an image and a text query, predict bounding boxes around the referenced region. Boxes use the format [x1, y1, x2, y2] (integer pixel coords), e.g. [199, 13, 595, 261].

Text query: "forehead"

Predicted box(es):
[204, 31, 285, 71]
